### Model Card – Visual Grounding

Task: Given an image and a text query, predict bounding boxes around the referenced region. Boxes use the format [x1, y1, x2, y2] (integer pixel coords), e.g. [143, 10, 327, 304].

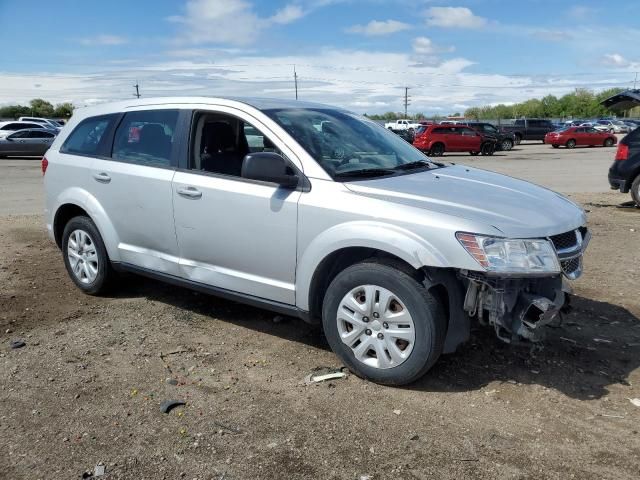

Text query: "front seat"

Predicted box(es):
[201, 122, 247, 176]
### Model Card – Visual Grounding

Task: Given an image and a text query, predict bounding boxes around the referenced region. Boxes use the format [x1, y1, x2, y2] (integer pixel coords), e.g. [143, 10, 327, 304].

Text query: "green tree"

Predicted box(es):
[29, 98, 55, 117]
[54, 102, 74, 118]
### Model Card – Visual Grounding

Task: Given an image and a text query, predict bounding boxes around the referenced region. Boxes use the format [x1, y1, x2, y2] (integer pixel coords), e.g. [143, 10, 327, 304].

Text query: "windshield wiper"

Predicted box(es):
[393, 160, 444, 171]
[334, 168, 396, 179]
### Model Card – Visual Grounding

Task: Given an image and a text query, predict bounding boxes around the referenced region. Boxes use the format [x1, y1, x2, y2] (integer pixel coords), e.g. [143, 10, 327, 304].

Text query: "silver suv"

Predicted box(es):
[44, 97, 589, 385]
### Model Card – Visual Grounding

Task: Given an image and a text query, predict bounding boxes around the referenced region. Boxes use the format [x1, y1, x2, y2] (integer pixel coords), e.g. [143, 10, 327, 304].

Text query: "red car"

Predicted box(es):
[544, 126, 617, 149]
[413, 124, 495, 156]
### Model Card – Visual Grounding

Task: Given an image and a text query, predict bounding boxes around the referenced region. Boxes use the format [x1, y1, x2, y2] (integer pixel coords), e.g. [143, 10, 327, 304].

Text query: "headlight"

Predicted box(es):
[456, 232, 561, 275]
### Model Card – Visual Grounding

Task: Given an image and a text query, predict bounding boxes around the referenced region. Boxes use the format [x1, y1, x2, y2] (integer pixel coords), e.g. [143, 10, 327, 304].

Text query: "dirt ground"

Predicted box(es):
[1, 191, 639, 479]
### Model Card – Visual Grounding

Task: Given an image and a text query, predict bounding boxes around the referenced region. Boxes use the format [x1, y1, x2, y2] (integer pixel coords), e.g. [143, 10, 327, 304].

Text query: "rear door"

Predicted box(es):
[26, 130, 55, 155]
[459, 126, 481, 150]
[88, 109, 183, 275]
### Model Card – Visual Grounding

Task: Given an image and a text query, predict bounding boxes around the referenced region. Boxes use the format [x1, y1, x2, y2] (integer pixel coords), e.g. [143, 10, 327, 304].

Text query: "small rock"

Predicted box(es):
[5, 329, 12, 334]
[10, 340, 26, 349]
[410, 434, 419, 441]
[393, 409, 401, 415]
[94, 465, 105, 477]
[166, 378, 178, 386]
[266, 442, 278, 449]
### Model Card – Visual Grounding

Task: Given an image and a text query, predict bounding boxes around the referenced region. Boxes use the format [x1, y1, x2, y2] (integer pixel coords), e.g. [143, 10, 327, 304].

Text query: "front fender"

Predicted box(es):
[53, 188, 121, 262]
[295, 221, 448, 311]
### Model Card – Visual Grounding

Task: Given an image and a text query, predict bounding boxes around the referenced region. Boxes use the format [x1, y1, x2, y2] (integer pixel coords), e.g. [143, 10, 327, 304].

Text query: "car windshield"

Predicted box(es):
[264, 107, 439, 179]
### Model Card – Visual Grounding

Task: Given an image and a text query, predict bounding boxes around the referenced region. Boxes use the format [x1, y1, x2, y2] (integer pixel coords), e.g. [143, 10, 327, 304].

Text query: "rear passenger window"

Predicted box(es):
[28, 130, 54, 138]
[112, 110, 178, 167]
[61, 115, 117, 156]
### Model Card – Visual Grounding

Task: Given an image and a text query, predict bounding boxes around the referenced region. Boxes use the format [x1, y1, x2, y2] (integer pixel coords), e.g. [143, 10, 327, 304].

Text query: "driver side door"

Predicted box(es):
[172, 108, 303, 305]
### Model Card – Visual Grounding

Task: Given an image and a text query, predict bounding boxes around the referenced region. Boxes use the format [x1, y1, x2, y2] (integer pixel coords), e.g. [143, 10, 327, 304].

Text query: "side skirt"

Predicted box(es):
[112, 262, 312, 323]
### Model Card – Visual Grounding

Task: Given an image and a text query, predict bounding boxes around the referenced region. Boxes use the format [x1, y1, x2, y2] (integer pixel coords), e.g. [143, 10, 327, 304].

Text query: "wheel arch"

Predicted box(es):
[52, 191, 121, 261]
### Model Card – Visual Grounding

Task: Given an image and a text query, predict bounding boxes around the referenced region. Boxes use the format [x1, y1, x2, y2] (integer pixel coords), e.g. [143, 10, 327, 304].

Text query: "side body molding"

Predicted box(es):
[295, 221, 448, 311]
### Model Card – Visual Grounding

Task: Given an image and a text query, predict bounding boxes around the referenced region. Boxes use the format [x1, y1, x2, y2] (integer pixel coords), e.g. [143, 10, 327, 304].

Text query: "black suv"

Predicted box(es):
[609, 126, 640, 206]
[462, 122, 516, 151]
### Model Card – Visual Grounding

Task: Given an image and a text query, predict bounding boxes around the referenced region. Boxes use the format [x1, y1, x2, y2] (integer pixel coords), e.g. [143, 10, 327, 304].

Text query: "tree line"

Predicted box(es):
[0, 99, 74, 120]
[366, 88, 636, 121]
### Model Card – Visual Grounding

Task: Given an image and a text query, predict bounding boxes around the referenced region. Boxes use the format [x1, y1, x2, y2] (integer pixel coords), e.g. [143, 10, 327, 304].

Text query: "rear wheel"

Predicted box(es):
[322, 262, 446, 385]
[631, 175, 640, 207]
[481, 142, 494, 156]
[604, 137, 614, 147]
[62, 216, 115, 295]
[565, 139, 576, 149]
[552, 144, 560, 149]
[469, 151, 480, 156]
[513, 134, 522, 145]
[429, 143, 445, 157]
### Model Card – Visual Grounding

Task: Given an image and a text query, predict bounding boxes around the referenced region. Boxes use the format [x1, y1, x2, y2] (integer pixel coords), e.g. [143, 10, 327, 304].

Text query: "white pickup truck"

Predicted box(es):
[384, 119, 421, 132]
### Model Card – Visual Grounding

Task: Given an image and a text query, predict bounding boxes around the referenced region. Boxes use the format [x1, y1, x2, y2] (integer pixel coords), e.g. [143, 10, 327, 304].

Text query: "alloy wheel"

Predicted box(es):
[67, 229, 99, 284]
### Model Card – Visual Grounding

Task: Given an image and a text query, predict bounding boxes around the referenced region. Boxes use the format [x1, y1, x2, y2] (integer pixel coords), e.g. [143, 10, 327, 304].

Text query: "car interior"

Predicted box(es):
[191, 113, 281, 177]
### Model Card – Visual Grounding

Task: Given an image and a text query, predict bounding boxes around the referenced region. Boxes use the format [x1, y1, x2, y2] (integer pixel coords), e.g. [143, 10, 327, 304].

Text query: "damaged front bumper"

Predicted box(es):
[460, 227, 589, 343]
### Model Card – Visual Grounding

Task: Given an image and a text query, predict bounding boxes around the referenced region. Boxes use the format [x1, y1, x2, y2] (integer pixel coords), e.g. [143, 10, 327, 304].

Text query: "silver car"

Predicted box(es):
[43, 97, 589, 385]
[0, 128, 56, 157]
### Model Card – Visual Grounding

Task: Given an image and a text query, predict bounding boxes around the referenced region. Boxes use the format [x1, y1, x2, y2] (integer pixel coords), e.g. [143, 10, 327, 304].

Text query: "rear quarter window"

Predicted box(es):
[61, 114, 118, 156]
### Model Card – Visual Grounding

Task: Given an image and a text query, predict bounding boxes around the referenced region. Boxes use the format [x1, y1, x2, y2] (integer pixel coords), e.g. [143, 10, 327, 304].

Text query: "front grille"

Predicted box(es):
[550, 230, 578, 251]
[561, 257, 580, 276]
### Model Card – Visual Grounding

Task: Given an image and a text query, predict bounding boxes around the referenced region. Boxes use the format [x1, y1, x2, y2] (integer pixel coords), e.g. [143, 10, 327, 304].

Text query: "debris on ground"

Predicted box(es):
[94, 464, 105, 477]
[393, 409, 401, 415]
[303, 367, 348, 385]
[166, 378, 178, 386]
[9, 339, 26, 349]
[160, 399, 186, 414]
[629, 398, 640, 407]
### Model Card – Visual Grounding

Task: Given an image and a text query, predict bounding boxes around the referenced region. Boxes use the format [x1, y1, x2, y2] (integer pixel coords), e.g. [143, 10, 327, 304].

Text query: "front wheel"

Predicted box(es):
[481, 142, 494, 156]
[469, 151, 480, 156]
[604, 138, 614, 147]
[322, 262, 446, 385]
[500, 139, 513, 151]
[62, 216, 115, 295]
[566, 139, 576, 149]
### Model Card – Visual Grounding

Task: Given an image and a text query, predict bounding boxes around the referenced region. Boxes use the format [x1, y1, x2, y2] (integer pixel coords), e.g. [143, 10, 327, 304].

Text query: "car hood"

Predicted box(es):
[344, 165, 586, 238]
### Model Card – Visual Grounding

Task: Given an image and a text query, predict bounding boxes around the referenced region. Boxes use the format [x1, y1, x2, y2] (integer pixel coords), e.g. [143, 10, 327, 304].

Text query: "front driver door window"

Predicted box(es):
[171, 109, 302, 305]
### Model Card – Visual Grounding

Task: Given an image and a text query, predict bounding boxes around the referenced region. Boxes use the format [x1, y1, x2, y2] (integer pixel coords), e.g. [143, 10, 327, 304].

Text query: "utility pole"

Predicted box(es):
[133, 81, 141, 99]
[294, 65, 298, 100]
[403, 87, 410, 117]
[634, 72, 638, 90]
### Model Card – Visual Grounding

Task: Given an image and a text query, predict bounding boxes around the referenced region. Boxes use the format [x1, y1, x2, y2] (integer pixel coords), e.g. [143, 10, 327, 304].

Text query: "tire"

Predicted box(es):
[322, 262, 446, 385]
[565, 139, 576, 149]
[429, 143, 445, 157]
[631, 175, 640, 207]
[481, 142, 494, 156]
[469, 151, 480, 156]
[500, 139, 513, 151]
[552, 145, 559, 149]
[513, 134, 522, 145]
[62, 215, 115, 295]
[604, 137, 614, 147]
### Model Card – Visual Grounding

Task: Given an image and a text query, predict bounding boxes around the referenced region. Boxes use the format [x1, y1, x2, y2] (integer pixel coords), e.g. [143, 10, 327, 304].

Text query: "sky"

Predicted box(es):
[1, 0, 639, 115]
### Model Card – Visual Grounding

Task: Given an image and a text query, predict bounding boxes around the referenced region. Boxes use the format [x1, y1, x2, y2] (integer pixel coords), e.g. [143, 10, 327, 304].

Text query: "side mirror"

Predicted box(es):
[241, 152, 299, 188]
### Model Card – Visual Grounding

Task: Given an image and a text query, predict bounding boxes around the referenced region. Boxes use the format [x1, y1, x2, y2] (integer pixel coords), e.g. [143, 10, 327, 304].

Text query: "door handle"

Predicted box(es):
[93, 172, 111, 183]
[177, 186, 202, 199]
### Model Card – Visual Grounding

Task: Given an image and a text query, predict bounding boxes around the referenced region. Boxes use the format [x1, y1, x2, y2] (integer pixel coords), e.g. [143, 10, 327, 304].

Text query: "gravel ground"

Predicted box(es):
[1, 191, 639, 479]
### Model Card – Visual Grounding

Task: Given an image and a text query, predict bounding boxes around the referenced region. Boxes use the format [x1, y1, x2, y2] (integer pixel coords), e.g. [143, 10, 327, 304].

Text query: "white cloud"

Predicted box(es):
[425, 7, 487, 29]
[412, 37, 434, 55]
[169, 0, 262, 46]
[79, 35, 128, 46]
[346, 19, 411, 36]
[601, 53, 629, 67]
[270, 4, 305, 24]
[567, 6, 596, 20]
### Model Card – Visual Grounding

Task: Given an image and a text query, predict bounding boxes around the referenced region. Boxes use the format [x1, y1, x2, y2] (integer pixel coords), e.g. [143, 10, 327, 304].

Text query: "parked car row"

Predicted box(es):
[0, 116, 62, 157]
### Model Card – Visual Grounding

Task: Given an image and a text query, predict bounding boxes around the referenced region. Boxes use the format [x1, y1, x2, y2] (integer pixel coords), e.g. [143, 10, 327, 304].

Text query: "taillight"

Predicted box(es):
[615, 144, 629, 161]
[41, 156, 49, 175]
